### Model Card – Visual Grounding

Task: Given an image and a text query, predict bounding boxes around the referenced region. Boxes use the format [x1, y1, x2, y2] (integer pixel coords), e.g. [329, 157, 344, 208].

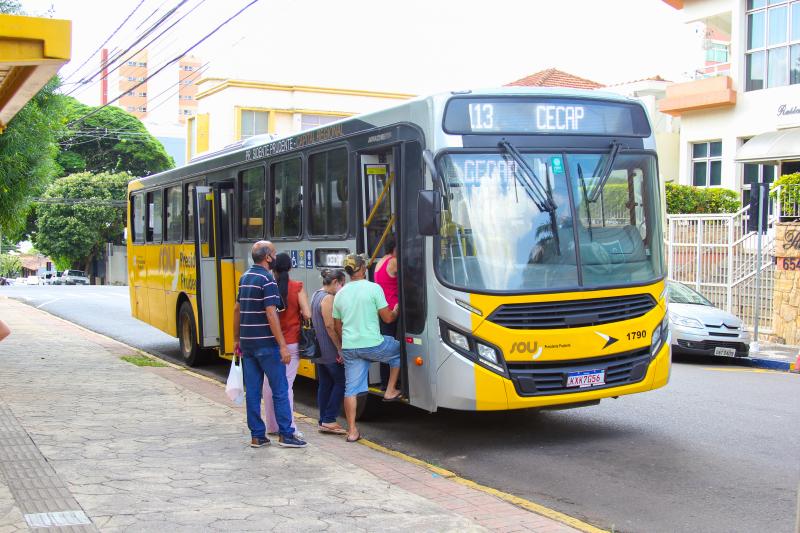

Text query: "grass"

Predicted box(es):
[121, 354, 167, 367]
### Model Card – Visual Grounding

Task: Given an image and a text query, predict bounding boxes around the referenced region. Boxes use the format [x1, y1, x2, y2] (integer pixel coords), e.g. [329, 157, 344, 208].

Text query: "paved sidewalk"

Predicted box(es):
[748, 341, 799, 371]
[0, 299, 587, 533]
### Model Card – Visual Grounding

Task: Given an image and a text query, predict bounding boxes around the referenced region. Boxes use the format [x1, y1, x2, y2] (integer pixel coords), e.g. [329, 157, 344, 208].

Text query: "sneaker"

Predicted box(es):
[250, 436, 270, 448]
[278, 434, 307, 448]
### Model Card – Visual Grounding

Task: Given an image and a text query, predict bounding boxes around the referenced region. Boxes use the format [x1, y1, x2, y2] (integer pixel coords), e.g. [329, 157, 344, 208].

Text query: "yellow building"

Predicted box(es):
[0, 13, 71, 132]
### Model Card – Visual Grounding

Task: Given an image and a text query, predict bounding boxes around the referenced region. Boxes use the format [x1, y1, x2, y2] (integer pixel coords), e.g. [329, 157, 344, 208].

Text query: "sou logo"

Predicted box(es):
[510, 341, 543, 360]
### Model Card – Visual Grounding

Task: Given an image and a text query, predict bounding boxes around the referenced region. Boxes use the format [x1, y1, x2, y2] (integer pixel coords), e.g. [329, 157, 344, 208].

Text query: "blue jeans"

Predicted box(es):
[342, 336, 401, 397]
[316, 362, 345, 424]
[242, 345, 293, 439]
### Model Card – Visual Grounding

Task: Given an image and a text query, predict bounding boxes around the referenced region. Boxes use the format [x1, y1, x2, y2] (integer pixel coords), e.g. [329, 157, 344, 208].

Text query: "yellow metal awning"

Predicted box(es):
[735, 128, 800, 164]
[0, 14, 71, 133]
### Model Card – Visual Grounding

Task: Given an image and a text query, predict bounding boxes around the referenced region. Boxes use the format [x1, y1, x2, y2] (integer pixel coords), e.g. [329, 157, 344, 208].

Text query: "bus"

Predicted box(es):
[127, 87, 670, 413]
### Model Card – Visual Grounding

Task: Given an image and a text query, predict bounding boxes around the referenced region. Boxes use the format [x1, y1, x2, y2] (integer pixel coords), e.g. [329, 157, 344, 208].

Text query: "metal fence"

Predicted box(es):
[666, 195, 778, 335]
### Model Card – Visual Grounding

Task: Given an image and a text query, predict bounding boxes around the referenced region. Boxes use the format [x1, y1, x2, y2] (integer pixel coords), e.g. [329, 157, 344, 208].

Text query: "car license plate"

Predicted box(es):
[714, 347, 737, 357]
[566, 369, 605, 388]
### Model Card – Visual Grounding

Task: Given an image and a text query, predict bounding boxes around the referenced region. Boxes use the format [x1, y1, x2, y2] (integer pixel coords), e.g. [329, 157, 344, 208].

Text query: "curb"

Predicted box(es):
[744, 357, 793, 372]
[3, 296, 606, 533]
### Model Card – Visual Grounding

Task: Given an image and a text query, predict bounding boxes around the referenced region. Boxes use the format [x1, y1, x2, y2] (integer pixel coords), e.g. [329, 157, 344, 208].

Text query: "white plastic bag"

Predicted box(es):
[225, 355, 244, 406]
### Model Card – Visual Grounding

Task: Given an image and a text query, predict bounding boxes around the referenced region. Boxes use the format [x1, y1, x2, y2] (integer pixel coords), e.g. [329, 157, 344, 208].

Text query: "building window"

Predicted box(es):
[746, 0, 800, 91]
[309, 148, 348, 236]
[300, 113, 341, 131]
[691, 141, 722, 186]
[127, 76, 136, 81]
[240, 110, 268, 139]
[137, 106, 147, 112]
[271, 159, 302, 238]
[706, 41, 729, 63]
[240, 166, 266, 239]
[126, 106, 135, 112]
[740, 137, 777, 206]
[138, 92, 147, 97]
[182, 65, 195, 71]
[180, 95, 193, 100]
[165, 185, 183, 242]
[182, 109, 194, 116]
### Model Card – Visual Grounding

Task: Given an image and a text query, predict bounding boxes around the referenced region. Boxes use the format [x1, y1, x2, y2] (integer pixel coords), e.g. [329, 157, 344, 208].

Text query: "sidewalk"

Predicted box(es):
[0, 298, 590, 533]
[748, 341, 799, 372]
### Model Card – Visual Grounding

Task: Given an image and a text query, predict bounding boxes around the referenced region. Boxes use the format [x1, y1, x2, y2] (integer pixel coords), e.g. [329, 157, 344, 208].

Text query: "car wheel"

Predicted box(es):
[178, 302, 210, 367]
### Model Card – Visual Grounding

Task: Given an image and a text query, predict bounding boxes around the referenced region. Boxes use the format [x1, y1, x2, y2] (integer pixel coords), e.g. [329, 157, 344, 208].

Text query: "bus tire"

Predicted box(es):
[178, 302, 205, 367]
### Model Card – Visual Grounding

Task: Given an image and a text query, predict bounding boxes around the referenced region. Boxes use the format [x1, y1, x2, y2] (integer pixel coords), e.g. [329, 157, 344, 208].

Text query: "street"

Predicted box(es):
[2, 285, 799, 533]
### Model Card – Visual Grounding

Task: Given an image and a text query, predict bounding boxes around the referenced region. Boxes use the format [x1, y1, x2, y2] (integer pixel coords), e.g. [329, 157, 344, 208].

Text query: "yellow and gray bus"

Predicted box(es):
[127, 87, 670, 413]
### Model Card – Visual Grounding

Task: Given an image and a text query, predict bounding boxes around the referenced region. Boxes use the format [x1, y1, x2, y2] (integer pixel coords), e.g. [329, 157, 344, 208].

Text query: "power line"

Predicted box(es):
[68, 0, 261, 129]
[64, 0, 191, 98]
[61, 0, 148, 85]
[33, 198, 127, 207]
[143, 62, 210, 114]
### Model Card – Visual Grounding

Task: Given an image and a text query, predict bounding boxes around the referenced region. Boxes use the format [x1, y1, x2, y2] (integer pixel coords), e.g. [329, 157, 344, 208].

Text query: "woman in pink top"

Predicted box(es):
[374, 235, 399, 390]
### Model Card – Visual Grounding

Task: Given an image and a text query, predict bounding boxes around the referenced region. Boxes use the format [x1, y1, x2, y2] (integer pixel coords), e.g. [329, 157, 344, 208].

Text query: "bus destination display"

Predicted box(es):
[443, 97, 651, 137]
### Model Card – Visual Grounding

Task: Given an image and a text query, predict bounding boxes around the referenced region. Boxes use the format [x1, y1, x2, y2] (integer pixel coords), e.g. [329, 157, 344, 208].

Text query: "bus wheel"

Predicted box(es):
[178, 302, 204, 367]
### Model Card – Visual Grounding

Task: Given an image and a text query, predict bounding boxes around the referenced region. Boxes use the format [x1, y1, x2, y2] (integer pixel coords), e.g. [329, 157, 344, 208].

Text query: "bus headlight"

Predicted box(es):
[476, 343, 499, 364]
[651, 316, 670, 358]
[447, 330, 470, 352]
[440, 320, 507, 376]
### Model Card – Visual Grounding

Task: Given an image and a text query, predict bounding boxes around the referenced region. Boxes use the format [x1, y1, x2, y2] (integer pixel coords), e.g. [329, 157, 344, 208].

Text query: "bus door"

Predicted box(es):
[359, 147, 402, 391]
[193, 185, 220, 348]
[215, 182, 236, 355]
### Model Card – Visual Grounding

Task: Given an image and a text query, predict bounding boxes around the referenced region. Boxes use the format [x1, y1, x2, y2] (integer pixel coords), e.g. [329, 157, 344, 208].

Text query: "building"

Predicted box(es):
[0, 14, 71, 132]
[658, 0, 800, 206]
[505, 68, 681, 182]
[187, 79, 415, 160]
[109, 50, 203, 166]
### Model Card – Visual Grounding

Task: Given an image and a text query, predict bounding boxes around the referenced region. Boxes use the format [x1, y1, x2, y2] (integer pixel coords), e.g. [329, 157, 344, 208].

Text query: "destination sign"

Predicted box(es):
[443, 97, 651, 137]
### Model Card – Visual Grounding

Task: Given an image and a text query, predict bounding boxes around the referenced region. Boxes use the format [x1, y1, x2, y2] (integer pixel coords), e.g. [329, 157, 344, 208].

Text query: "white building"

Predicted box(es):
[187, 79, 415, 161]
[658, 0, 800, 206]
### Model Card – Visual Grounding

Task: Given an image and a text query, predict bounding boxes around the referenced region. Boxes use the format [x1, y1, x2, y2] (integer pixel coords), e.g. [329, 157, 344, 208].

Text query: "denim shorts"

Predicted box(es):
[342, 336, 401, 397]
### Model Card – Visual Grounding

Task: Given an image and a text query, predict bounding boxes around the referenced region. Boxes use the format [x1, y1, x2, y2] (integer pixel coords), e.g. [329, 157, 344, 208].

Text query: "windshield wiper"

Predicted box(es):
[498, 139, 560, 255]
[588, 141, 621, 202]
[577, 164, 593, 242]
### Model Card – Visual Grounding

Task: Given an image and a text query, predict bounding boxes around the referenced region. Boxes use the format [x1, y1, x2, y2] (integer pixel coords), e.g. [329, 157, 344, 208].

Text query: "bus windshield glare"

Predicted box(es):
[437, 151, 665, 293]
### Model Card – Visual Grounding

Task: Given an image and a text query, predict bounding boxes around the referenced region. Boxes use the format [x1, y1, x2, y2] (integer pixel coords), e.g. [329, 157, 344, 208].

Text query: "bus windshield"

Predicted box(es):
[437, 151, 664, 293]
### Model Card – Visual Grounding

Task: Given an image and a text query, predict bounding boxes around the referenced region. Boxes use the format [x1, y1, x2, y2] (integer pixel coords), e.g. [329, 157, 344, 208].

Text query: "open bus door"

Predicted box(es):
[358, 147, 407, 403]
[194, 185, 220, 349]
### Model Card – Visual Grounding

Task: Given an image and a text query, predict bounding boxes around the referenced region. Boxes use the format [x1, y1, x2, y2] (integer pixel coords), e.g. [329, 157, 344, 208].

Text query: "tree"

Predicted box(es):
[0, 78, 63, 236]
[34, 172, 130, 273]
[58, 97, 174, 177]
[0, 253, 22, 277]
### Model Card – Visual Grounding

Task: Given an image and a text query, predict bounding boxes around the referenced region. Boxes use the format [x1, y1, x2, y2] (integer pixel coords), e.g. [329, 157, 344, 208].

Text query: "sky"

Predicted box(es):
[20, 0, 701, 106]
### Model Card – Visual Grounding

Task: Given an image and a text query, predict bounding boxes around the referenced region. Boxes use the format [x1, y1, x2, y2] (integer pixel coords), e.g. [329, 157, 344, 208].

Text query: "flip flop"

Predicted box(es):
[319, 424, 347, 435]
[382, 393, 404, 402]
[346, 432, 361, 443]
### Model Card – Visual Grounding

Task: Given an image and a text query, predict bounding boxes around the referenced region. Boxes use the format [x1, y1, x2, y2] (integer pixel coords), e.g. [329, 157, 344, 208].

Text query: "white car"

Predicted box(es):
[668, 282, 750, 358]
[60, 270, 89, 285]
[25, 275, 40, 285]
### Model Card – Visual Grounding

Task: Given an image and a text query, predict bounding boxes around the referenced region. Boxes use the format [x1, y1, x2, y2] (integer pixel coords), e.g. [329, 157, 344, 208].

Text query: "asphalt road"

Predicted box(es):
[2, 285, 798, 533]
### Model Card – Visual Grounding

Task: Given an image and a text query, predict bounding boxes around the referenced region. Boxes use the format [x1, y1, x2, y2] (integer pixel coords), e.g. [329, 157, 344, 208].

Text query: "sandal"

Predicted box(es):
[382, 393, 404, 402]
[319, 424, 347, 435]
[346, 432, 362, 443]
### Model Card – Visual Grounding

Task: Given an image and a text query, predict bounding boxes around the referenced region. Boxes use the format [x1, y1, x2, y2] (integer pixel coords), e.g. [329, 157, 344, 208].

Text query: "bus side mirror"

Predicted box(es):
[417, 190, 441, 236]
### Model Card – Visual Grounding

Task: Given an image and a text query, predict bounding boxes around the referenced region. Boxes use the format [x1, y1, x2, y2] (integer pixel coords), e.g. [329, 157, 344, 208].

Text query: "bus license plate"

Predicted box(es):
[714, 347, 736, 357]
[566, 369, 605, 388]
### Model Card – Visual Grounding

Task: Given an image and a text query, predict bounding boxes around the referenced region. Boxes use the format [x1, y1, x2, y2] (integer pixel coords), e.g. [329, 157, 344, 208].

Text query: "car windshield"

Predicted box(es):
[436, 151, 664, 293]
[67, 270, 85, 276]
[667, 283, 712, 305]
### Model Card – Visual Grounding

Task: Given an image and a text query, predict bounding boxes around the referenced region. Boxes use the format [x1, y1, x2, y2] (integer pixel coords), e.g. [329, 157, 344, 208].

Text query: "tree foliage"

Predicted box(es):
[665, 183, 740, 214]
[0, 254, 22, 277]
[34, 172, 130, 272]
[0, 78, 63, 235]
[58, 97, 174, 177]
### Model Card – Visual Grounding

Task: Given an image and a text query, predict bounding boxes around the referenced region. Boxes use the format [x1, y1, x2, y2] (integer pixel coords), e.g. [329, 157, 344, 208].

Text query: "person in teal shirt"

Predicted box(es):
[333, 253, 401, 442]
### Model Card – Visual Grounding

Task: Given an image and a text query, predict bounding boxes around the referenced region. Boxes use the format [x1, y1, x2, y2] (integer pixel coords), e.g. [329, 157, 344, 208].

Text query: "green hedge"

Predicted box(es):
[771, 172, 800, 212]
[665, 183, 740, 214]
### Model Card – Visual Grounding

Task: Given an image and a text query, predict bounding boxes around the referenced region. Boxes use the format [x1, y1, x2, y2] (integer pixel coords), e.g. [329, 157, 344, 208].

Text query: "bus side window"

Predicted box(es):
[131, 193, 145, 243]
[184, 183, 196, 242]
[146, 190, 163, 243]
[165, 185, 182, 242]
[240, 166, 266, 239]
[309, 147, 348, 237]
[271, 158, 302, 238]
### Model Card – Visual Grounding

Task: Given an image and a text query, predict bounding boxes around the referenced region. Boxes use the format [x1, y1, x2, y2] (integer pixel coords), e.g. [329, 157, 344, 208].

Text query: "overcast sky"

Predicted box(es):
[21, 0, 699, 105]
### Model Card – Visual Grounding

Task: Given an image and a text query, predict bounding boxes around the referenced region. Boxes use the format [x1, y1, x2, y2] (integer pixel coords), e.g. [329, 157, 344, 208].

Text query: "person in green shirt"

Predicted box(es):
[333, 253, 401, 442]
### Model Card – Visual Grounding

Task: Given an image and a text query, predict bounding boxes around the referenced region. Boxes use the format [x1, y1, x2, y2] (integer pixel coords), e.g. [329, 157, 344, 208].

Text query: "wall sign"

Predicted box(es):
[776, 103, 800, 129]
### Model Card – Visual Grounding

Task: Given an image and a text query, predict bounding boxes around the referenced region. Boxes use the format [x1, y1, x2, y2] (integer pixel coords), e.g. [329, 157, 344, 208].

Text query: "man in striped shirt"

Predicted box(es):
[233, 241, 307, 449]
